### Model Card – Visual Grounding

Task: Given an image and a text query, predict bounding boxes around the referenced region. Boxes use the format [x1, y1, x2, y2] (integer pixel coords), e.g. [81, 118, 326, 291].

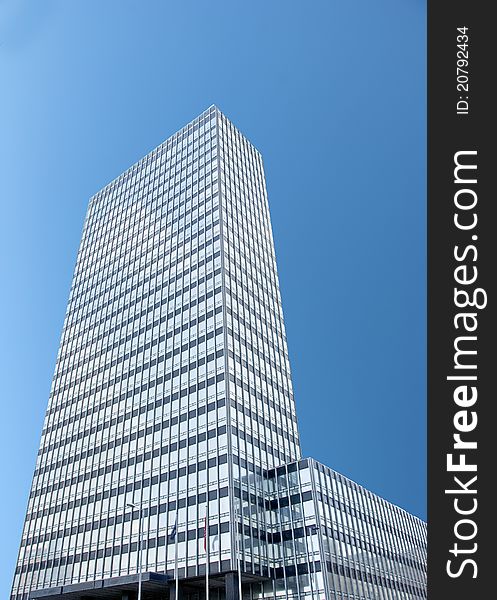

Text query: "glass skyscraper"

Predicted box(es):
[12, 106, 426, 600]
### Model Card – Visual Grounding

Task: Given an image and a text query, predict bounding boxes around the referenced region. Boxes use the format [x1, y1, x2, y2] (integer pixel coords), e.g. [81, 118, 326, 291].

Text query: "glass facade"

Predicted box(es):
[262, 459, 426, 600]
[11, 106, 426, 600]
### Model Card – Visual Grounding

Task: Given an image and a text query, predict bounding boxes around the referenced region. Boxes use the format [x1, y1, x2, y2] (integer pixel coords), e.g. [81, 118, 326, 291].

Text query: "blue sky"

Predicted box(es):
[0, 1, 426, 595]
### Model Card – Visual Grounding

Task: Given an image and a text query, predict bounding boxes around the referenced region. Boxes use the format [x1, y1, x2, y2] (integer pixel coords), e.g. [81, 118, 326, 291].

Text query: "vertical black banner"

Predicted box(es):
[428, 3, 494, 599]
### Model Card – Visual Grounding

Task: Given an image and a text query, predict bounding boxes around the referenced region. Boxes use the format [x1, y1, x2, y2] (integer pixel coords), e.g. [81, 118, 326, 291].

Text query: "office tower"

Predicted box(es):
[12, 106, 426, 600]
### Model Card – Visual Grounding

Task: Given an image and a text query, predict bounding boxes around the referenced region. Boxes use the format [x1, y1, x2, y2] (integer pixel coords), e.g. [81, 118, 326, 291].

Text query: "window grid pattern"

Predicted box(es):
[13, 106, 233, 598]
